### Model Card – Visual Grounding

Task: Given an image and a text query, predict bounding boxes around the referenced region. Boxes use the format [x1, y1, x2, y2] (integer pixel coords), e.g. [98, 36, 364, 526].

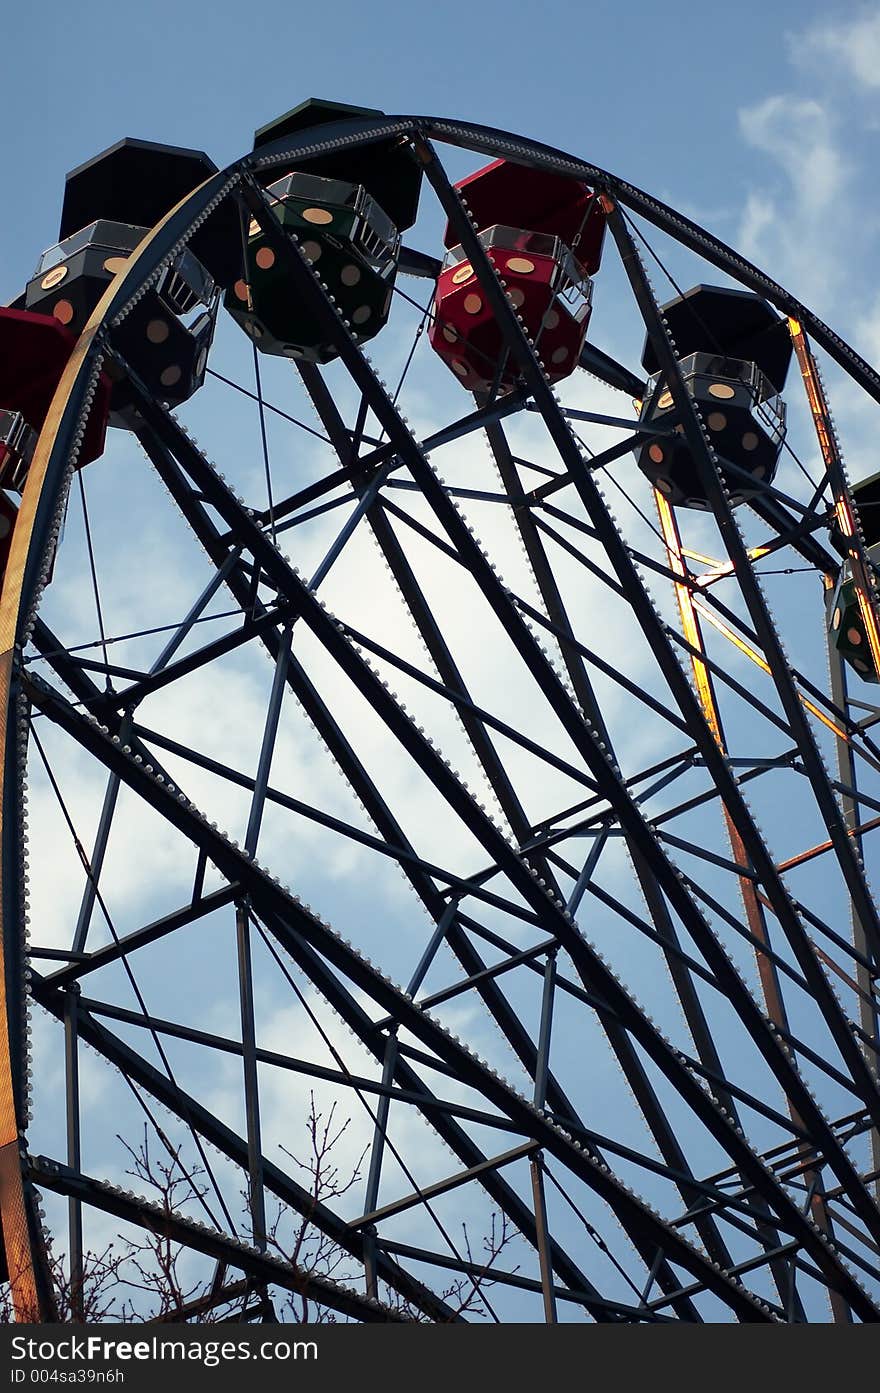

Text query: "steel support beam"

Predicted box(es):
[28, 1155, 406, 1323]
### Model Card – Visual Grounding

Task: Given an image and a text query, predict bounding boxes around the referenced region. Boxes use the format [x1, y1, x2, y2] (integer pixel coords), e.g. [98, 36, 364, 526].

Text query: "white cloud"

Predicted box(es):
[739, 95, 847, 217]
[856, 290, 880, 364]
[792, 9, 880, 89]
[25, 126, 880, 1313]
[736, 94, 852, 302]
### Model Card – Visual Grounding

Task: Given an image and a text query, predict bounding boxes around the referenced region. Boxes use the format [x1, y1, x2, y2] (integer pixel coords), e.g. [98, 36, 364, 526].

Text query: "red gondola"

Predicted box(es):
[429, 160, 605, 393]
[0, 307, 110, 488]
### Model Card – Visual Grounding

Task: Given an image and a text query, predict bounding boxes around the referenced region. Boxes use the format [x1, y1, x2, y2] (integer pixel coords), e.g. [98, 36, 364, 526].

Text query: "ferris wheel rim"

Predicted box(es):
[3, 113, 879, 1324]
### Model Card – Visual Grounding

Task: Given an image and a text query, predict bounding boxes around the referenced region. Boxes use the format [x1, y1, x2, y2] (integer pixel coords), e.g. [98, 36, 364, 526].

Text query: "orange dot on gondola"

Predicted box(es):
[507, 257, 535, 274]
[648, 444, 665, 464]
[742, 432, 759, 451]
[234, 280, 250, 302]
[256, 247, 275, 270]
[52, 299, 74, 325]
[463, 294, 482, 315]
[848, 627, 863, 646]
[41, 265, 68, 290]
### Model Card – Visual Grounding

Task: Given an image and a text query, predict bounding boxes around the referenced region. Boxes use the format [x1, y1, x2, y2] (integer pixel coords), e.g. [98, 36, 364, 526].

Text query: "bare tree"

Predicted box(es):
[115, 1126, 224, 1320]
[0, 1243, 130, 1324]
[384, 1208, 518, 1322]
[269, 1093, 367, 1322]
[1, 1099, 519, 1323]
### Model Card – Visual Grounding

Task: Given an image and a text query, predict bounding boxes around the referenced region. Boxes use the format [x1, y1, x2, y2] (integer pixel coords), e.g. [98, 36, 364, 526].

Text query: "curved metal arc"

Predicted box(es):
[410, 146, 880, 1287]
[244, 115, 416, 177]
[395, 114, 880, 412]
[137, 141, 880, 1314]
[605, 203, 880, 958]
[0, 165, 236, 1319]
[425, 145, 880, 1111]
[216, 105, 880, 424]
[6, 105, 880, 1314]
[0, 268, 110, 1322]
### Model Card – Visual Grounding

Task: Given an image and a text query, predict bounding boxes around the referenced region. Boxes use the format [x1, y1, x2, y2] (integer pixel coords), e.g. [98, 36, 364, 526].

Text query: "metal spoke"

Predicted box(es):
[4, 112, 880, 1324]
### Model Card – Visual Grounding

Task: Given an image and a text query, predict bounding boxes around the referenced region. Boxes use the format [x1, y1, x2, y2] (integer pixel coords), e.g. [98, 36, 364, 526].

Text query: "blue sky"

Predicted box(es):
[2, 0, 877, 316]
[10, 0, 880, 1321]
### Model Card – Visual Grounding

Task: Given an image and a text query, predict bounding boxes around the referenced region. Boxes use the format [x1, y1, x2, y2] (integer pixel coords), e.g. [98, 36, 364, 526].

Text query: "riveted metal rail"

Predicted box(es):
[123, 381, 708, 1321]
[27, 1154, 408, 1323]
[289, 364, 751, 1299]
[0, 162, 242, 1318]
[128, 171, 880, 1312]
[26, 667, 783, 1321]
[414, 146, 880, 1249]
[5, 111, 880, 1322]
[67, 390, 630, 1319]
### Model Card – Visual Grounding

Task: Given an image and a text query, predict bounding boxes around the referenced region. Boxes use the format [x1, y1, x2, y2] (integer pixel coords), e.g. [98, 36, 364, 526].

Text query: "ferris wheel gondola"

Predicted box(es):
[0, 105, 878, 1325]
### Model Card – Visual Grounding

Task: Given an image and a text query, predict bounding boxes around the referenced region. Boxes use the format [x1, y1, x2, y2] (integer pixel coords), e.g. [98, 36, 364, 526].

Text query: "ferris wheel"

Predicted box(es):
[1, 101, 879, 1324]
